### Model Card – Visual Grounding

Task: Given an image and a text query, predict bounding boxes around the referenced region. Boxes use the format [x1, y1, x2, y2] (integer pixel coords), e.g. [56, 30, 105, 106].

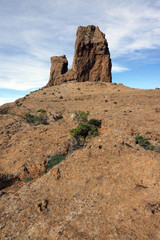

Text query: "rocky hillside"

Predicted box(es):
[0, 81, 160, 239]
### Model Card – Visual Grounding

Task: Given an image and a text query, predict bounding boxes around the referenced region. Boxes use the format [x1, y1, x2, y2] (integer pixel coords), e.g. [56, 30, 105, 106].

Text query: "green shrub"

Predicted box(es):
[24, 113, 39, 124]
[73, 111, 90, 123]
[155, 146, 160, 154]
[24, 177, 33, 182]
[37, 112, 48, 125]
[44, 155, 66, 173]
[135, 135, 160, 154]
[70, 111, 101, 145]
[70, 122, 96, 139]
[88, 118, 101, 127]
[135, 135, 154, 151]
[37, 109, 46, 113]
[74, 98, 83, 101]
[56, 114, 63, 120]
[15, 100, 22, 107]
[24, 112, 48, 126]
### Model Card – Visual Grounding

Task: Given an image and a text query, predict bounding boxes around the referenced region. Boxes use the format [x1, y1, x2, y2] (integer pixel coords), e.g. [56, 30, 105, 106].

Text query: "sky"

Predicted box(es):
[0, 0, 160, 106]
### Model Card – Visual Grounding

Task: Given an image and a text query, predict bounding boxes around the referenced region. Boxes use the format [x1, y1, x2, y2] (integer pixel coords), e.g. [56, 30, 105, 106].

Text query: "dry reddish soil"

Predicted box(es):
[0, 81, 160, 240]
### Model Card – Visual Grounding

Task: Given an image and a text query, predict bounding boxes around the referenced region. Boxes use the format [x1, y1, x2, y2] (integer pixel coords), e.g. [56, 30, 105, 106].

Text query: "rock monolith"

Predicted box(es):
[46, 25, 112, 86]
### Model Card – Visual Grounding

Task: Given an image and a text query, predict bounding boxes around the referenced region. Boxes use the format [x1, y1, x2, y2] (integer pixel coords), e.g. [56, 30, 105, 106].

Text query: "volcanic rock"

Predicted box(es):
[47, 25, 112, 86]
[47, 55, 68, 86]
[46, 56, 77, 87]
[72, 25, 112, 82]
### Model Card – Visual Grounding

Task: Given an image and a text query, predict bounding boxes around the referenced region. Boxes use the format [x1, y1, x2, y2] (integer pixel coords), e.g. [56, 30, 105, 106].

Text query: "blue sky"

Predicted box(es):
[0, 0, 160, 105]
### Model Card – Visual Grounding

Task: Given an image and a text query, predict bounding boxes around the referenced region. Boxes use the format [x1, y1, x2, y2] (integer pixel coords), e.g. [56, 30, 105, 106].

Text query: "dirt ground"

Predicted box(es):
[0, 81, 160, 239]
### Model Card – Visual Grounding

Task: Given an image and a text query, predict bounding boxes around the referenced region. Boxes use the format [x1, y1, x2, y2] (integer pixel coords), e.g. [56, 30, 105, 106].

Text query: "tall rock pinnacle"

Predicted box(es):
[46, 25, 112, 87]
[72, 25, 112, 82]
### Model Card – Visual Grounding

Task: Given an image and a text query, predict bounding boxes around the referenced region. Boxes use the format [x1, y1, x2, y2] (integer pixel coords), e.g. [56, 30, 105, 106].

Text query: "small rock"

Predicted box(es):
[155, 108, 160, 113]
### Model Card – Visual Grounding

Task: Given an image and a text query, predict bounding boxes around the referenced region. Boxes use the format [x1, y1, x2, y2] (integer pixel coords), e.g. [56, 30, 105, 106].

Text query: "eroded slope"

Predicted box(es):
[0, 82, 160, 239]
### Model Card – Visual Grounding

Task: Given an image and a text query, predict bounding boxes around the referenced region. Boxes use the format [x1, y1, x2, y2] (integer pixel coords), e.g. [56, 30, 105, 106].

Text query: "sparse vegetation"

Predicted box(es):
[135, 135, 160, 153]
[24, 177, 33, 182]
[44, 155, 66, 173]
[88, 118, 101, 127]
[24, 113, 38, 124]
[74, 98, 83, 101]
[70, 111, 101, 145]
[70, 122, 99, 140]
[73, 111, 89, 123]
[0, 106, 11, 114]
[37, 109, 46, 113]
[135, 135, 154, 150]
[24, 112, 48, 126]
[55, 114, 63, 120]
[155, 146, 160, 154]
[9, 112, 16, 116]
[37, 113, 48, 125]
[15, 100, 22, 107]
[113, 102, 117, 104]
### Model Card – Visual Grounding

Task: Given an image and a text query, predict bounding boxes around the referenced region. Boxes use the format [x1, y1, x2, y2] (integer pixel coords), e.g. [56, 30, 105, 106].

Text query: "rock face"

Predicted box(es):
[72, 25, 112, 82]
[48, 55, 68, 86]
[46, 55, 77, 87]
[46, 25, 112, 86]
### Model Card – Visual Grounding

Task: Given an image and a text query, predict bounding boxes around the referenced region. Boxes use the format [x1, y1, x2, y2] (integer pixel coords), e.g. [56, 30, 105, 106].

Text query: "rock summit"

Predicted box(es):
[46, 25, 112, 87]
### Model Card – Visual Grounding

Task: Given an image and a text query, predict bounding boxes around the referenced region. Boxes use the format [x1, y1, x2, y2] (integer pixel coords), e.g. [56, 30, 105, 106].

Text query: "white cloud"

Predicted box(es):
[112, 64, 129, 73]
[103, 0, 160, 58]
[0, 97, 16, 106]
[0, 55, 49, 90]
[0, 0, 160, 94]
